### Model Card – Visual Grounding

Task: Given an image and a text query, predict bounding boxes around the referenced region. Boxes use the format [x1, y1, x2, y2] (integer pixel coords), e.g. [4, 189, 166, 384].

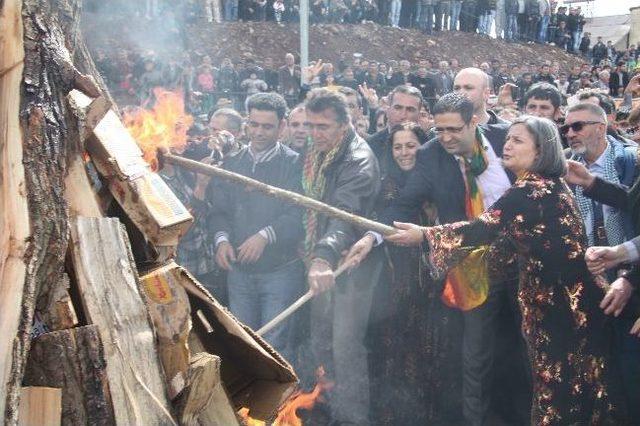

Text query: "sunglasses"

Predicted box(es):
[559, 120, 603, 135]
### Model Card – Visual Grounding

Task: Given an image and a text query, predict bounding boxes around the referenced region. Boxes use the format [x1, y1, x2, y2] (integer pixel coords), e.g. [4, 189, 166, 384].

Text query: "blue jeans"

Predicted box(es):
[449, 1, 462, 30]
[228, 260, 304, 364]
[224, 0, 238, 21]
[537, 15, 549, 43]
[478, 10, 495, 35]
[418, 3, 434, 33]
[505, 14, 518, 40]
[389, 0, 401, 26]
[572, 30, 582, 53]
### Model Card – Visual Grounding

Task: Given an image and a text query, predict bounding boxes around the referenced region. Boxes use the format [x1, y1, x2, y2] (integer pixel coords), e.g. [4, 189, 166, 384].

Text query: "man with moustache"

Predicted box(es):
[563, 102, 640, 419]
[521, 82, 563, 122]
[303, 88, 381, 425]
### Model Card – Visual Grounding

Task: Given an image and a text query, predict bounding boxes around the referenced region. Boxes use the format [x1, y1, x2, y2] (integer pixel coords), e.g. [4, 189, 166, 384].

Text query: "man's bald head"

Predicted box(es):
[453, 68, 491, 116]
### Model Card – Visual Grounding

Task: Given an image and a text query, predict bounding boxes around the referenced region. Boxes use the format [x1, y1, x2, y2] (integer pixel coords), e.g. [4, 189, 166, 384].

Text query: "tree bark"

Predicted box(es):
[23, 326, 114, 425]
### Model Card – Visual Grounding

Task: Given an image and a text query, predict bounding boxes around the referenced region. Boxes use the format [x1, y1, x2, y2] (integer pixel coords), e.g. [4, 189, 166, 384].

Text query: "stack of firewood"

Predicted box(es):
[0, 1, 296, 424]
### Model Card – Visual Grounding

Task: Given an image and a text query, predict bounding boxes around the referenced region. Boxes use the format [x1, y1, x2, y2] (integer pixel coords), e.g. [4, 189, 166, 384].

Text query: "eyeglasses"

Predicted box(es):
[434, 125, 466, 135]
[559, 120, 603, 135]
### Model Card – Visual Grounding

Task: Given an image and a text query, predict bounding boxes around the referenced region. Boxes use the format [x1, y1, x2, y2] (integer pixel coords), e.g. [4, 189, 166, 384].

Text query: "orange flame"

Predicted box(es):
[123, 88, 194, 171]
[239, 366, 333, 426]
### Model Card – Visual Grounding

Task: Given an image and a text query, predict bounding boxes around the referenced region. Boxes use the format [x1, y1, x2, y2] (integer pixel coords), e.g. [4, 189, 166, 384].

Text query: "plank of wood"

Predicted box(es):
[68, 217, 175, 425]
[177, 353, 239, 426]
[18, 387, 61, 426]
[0, 0, 30, 421]
[22, 326, 113, 425]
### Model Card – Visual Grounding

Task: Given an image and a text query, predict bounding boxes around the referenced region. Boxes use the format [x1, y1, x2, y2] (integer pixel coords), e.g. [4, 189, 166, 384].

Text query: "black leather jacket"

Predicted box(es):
[312, 129, 381, 267]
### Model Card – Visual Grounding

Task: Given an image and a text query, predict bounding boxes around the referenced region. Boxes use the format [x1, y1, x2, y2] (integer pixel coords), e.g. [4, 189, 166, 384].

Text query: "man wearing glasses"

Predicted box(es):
[347, 93, 531, 425]
[563, 101, 640, 419]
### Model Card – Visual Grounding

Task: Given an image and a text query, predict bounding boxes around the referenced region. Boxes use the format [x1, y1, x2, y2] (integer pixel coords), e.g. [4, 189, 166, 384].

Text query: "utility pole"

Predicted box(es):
[300, 0, 309, 86]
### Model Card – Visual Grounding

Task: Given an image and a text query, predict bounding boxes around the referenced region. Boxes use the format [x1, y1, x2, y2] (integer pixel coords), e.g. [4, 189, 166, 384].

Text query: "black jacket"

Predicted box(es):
[382, 116, 512, 225]
[208, 142, 304, 272]
[313, 130, 381, 267]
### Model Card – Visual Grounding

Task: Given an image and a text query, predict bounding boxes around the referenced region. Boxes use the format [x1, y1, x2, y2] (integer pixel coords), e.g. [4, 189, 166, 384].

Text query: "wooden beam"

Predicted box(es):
[0, 0, 29, 421]
[18, 387, 61, 426]
[176, 353, 239, 426]
[22, 326, 113, 425]
[68, 217, 175, 425]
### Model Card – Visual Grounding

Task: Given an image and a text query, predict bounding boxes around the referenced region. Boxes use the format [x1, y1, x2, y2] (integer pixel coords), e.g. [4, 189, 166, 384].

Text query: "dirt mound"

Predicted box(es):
[83, 14, 583, 70]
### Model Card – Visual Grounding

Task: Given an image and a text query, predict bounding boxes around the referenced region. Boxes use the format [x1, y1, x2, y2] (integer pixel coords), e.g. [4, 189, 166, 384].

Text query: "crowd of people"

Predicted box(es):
[145, 39, 640, 424]
[95, 46, 638, 136]
[87, 3, 640, 425]
[120, 0, 594, 47]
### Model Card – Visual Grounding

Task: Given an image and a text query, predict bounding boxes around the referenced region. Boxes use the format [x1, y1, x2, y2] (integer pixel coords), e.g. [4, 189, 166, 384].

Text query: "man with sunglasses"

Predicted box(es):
[563, 102, 640, 419]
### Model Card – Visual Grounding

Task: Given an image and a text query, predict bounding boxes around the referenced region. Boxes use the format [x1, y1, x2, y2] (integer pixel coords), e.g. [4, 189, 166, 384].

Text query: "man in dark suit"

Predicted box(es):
[347, 91, 531, 426]
[610, 61, 630, 97]
[277, 52, 301, 106]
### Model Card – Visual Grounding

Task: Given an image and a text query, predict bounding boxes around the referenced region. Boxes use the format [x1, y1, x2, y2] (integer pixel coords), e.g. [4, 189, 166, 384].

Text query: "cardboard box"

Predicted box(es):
[174, 265, 298, 421]
[139, 262, 192, 399]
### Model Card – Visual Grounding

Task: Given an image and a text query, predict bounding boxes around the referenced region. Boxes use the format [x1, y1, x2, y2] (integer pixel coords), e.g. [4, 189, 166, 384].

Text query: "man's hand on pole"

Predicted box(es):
[344, 234, 375, 270]
[308, 258, 336, 295]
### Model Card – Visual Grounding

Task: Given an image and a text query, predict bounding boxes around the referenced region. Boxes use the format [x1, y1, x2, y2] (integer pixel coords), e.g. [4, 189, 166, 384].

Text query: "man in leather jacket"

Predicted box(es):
[303, 88, 381, 425]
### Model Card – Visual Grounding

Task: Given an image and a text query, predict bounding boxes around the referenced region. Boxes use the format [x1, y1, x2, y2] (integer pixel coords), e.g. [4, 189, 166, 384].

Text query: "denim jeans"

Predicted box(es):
[418, 3, 434, 33]
[537, 15, 549, 43]
[228, 260, 304, 364]
[505, 14, 518, 40]
[449, 1, 462, 30]
[389, 0, 401, 26]
[572, 30, 582, 53]
[478, 10, 495, 35]
[224, 0, 238, 21]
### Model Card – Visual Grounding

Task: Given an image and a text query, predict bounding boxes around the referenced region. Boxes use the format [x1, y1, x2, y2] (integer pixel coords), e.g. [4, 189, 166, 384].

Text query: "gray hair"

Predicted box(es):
[510, 116, 566, 178]
[210, 108, 243, 133]
[566, 102, 608, 123]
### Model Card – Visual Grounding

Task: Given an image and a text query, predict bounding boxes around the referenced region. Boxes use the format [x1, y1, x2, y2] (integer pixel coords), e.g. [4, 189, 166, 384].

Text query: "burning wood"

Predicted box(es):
[123, 88, 194, 171]
[68, 89, 194, 247]
[239, 366, 334, 426]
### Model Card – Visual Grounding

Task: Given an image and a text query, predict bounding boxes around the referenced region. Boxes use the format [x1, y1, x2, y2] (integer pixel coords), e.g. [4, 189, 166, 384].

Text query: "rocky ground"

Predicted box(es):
[83, 13, 584, 70]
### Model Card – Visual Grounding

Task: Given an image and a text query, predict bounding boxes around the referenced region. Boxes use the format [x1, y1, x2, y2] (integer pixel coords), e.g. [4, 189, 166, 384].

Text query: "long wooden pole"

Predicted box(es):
[161, 152, 396, 236]
[256, 262, 351, 336]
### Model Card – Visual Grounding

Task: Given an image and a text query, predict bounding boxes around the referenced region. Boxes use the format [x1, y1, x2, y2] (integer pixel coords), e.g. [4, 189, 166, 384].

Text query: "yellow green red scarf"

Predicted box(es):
[442, 130, 491, 311]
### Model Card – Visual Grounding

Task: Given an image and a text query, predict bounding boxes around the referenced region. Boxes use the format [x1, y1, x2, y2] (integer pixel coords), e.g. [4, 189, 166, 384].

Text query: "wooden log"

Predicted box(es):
[161, 152, 396, 236]
[139, 263, 192, 400]
[68, 217, 176, 425]
[176, 353, 239, 426]
[22, 326, 114, 425]
[18, 387, 62, 426]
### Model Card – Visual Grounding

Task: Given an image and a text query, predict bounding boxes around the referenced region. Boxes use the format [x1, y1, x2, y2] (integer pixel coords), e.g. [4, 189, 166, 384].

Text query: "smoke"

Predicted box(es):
[82, 0, 195, 60]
